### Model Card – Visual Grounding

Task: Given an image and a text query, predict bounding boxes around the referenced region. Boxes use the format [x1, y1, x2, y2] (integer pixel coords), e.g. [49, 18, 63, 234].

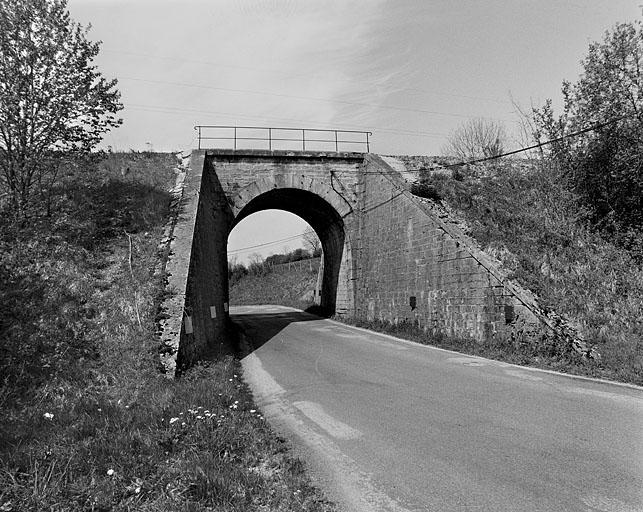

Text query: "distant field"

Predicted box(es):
[230, 258, 321, 310]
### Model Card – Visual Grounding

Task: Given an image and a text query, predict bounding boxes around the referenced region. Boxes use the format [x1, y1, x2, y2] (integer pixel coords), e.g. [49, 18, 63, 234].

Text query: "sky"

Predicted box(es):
[69, 0, 642, 263]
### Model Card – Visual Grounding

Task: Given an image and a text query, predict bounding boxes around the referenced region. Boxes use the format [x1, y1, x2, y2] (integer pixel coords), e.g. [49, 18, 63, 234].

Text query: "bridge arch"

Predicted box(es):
[228, 176, 355, 314]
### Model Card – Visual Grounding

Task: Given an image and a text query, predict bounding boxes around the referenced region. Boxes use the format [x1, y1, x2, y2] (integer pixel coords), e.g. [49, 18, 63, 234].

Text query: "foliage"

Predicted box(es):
[411, 157, 642, 384]
[532, 21, 643, 249]
[265, 247, 314, 266]
[441, 117, 507, 161]
[0, 153, 333, 511]
[0, 0, 122, 213]
[228, 248, 316, 286]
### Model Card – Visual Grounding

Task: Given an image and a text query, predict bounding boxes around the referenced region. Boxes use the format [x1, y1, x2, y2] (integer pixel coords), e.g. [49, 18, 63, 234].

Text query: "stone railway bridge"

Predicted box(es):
[159, 149, 561, 375]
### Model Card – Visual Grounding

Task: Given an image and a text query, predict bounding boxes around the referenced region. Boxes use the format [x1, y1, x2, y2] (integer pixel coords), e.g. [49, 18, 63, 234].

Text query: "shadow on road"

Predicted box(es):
[230, 308, 322, 356]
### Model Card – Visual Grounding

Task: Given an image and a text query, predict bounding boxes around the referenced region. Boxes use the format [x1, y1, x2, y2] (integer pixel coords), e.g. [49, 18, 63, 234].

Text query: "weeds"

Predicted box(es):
[403, 156, 643, 384]
[0, 152, 333, 511]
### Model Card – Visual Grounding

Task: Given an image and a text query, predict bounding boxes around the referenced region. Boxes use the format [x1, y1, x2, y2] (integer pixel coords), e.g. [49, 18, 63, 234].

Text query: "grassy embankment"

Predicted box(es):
[229, 259, 320, 311]
[230, 158, 642, 386]
[0, 153, 334, 511]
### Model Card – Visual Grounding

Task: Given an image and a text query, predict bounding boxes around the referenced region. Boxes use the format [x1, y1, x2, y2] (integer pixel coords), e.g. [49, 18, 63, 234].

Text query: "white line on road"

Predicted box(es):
[293, 401, 362, 440]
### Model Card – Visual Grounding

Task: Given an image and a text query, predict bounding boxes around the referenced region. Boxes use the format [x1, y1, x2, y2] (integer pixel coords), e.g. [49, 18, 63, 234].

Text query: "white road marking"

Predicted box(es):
[504, 369, 544, 381]
[241, 353, 286, 397]
[242, 351, 410, 512]
[293, 401, 362, 440]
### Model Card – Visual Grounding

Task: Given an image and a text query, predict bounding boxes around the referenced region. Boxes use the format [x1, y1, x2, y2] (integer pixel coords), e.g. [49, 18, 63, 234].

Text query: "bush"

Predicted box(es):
[409, 156, 642, 384]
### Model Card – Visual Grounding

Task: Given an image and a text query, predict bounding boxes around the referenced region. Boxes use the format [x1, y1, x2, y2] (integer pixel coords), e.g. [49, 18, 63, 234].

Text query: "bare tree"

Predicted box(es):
[302, 226, 321, 255]
[442, 118, 507, 161]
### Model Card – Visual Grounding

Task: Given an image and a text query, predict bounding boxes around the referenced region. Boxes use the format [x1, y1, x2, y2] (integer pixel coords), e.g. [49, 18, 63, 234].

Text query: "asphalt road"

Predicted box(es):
[235, 305, 643, 512]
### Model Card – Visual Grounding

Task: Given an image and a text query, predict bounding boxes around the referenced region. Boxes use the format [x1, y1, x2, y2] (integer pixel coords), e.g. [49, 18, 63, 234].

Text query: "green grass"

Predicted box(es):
[0, 152, 334, 511]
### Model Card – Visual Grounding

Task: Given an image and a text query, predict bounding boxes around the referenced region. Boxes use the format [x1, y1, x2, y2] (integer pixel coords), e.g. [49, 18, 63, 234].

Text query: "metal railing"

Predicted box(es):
[194, 125, 372, 153]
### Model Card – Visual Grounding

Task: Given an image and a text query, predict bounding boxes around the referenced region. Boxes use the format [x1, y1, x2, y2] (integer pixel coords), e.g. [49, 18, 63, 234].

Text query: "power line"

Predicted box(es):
[438, 115, 631, 170]
[180, 115, 627, 176]
[104, 48, 510, 106]
[125, 102, 449, 138]
[119, 76, 511, 122]
[228, 232, 305, 254]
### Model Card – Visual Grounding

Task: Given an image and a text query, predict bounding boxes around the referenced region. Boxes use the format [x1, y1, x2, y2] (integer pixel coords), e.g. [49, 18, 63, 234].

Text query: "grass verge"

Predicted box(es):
[335, 316, 625, 384]
[0, 152, 334, 511]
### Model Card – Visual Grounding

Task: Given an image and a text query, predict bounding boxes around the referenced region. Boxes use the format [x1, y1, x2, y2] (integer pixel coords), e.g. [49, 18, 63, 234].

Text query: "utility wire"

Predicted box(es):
[119, 76, 511, 121]
[438, 114, 631, 170]
[228, 232, 306, 254]
[125, 102, 449, 138]
[224, 117, 628, 256]
[106, 48, 509, 105]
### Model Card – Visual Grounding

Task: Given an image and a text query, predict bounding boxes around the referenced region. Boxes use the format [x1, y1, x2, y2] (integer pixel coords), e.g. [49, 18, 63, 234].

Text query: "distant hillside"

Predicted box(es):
[230, 257, 321, 309]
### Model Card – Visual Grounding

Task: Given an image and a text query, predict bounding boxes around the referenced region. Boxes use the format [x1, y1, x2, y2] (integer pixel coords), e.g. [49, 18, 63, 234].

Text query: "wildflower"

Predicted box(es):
[169, 417, 179, 424]
[181, 422, 186, 427]
[43, 412, 54, 420]
[250, 409, 256, 413]
[107, 469, 115, 476]
[196, 415, 203, 419]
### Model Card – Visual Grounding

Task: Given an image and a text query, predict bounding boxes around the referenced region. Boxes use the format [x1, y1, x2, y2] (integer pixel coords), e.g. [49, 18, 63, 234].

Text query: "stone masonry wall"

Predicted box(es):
[210, 150, 363, 316]
[161, 150, 578, 376]
[356, 155, 541, 342]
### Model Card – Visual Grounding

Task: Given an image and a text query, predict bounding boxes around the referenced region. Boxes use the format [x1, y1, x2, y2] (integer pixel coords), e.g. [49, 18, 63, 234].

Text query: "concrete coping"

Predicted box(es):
[204, 149, 367, 160]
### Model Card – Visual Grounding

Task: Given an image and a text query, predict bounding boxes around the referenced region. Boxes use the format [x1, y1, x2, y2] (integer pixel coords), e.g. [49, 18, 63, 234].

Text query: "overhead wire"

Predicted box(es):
[105, 48, 510, 105]
[430, 114, 632, 170]
[228, 232, 306, 254]
[125, 102, 449, 139]
[224, 116, 629, 256]
[119, 76, 512, 122]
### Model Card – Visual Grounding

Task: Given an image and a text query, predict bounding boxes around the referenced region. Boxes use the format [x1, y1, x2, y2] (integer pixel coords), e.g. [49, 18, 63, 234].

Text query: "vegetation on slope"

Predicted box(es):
[0, 153, 334, 511]
[229, 257, 320, 310]
[407, 157, 642, 385]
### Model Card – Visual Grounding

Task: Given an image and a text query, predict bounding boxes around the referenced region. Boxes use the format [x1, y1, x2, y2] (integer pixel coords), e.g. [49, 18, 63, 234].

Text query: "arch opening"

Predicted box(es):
[229, 188, 346, 315]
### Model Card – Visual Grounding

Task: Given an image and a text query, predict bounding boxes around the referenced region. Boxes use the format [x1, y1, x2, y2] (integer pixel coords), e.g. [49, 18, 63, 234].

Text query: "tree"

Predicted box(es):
[0, 0, 122, 213]
[532, 21, 643, 242]
[442, 118, 507, 161]
[302, 226, 321, 256]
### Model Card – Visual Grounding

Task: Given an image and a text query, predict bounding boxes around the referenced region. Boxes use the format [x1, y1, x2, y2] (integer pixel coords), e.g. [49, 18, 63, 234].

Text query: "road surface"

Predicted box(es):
[234, 305, 643, 512]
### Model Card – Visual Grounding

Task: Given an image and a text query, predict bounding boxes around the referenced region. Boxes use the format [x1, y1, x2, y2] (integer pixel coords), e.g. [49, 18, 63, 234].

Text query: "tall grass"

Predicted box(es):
[407, 157, 643, 384]
[0, 152, 334, 511]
